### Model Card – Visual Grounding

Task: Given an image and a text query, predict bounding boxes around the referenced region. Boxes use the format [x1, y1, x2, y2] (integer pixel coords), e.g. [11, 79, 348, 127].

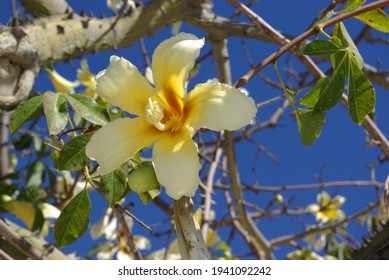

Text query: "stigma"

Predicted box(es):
[144, 98, 167, 131]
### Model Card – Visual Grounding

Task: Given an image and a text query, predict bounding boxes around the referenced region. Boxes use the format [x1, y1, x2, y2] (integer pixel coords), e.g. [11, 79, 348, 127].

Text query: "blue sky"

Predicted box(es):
[1, 0, 388, 259]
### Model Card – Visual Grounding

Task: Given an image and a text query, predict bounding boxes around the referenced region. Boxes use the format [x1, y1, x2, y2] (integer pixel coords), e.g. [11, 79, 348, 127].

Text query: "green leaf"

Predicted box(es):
[298, 77, 329, 108]
[31, 207, 44, 232]
[58, 133, 93, 170]
[343, 0, 365, 12]
[347, 55, 376, 125]
[42, 91, 68, 135]
[26, 161, 46, 189]
[12, 134, 34, 150]
[128, 161, 161, 204]
[10, 96, 43, 135]
[314, 54, 347, 112]
[355, 9, 389, 33]
[296, 40, 343, 56]
[54, 189, 90, 248]
[100, 168, 128, 207]
[332, 23, 363, 69]
[296, 108, 326, 146]
[286, 88, 297, 98]
[65, 94, 108, 126]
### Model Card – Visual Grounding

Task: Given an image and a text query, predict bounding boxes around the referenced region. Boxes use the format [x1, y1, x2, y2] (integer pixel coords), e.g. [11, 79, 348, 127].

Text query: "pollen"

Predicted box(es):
[167, 114, 184, 133]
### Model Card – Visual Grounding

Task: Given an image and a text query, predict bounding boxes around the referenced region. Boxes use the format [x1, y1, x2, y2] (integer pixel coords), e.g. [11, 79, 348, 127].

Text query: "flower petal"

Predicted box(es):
[96, 56, 156, 116]
[46, 68, 79, 94]
[152, 33, 204, 109]
[86, 118, 161, 174]
[152, 132, 201, 200]
[185, 81, 257, 131]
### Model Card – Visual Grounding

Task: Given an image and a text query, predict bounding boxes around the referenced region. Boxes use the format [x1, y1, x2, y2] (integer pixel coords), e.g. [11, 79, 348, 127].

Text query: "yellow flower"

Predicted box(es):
[46, 68, 79, 94]
[0, 195, 60, 231]
[86, 33, 257, 200]
[77, 59, 96, 97]
[307, 191, 345, 223]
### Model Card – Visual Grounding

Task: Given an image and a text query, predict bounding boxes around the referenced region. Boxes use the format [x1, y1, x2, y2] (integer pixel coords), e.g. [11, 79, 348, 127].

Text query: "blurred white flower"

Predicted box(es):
[90, 207, 151, 259]
[90, 208, 118, 240]
[146, 239, 181, 260]
[107, 0, 136, 13]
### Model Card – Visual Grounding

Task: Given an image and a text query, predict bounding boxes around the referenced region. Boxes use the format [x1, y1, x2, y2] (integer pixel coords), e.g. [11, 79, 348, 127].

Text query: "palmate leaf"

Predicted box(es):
[54, 189, 90, 248]
[347, 54, 376, 125]
[296, 40, 343, 56]
[343, 0, 365, 12]
[65, 94, 108, 126]
[10, 95, 43, 135]
[42, 91, 68, 135]
[298, 76, 329, 108]
[296, 108, 326, 146]
[313, 53, 347, 112]
[355, 9, 389, 33]
[58, 133, 93, 170]
[332, 23, 364, 69]
[100, 168, 128, 207]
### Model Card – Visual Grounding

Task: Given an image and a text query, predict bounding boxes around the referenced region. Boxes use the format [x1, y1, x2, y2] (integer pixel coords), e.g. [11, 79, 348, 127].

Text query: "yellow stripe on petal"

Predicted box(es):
[185, 81, 257, 131]
[86, 118, 162, 175]
[96, 56, 156, 116]
[152, 33, 204, 103]
[152, 132, 201, 200]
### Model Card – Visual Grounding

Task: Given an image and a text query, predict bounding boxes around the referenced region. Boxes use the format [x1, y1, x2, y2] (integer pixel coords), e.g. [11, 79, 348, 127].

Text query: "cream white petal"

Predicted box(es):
[86, 118, 161, 175]
[96, 56, 156, 116]
[185, 81, 258, 131]
[152, 133, 201, 200]
[39, 203, 61, 219]
[152, 33, 204, 101]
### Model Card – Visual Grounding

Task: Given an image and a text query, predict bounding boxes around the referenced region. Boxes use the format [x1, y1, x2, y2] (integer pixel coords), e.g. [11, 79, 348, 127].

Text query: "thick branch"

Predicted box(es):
[211, 36, 274, 259]
[173, 197, 210, 260]
[0, 113, 10, 177]
[23, 0, 189, 66]
[3, 219, 71, 259]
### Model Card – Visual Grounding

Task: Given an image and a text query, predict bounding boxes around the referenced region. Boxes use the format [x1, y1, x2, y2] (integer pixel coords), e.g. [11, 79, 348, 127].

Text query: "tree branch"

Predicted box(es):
[173, 197, 210, 260]
[234, 0, 389, 88]
[112, 204, 143, 260]
[211, 36, 274, 259]
[228, 0, 389, 159]
[23, 0, 189, 66]
[270, 201, 379, 247]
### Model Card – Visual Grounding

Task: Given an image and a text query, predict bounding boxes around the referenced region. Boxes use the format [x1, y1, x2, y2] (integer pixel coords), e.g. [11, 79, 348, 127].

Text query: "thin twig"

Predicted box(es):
[88, 180, 152, 232]
[214, 180, 383, 192]
[211, 36, 274, 259]
[233, 0, 389, 88]
[229, 0, 389, 159]
[270, 201, 379, 247]
[112, 204, 143, 260]
[201, 137, 223, 240]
